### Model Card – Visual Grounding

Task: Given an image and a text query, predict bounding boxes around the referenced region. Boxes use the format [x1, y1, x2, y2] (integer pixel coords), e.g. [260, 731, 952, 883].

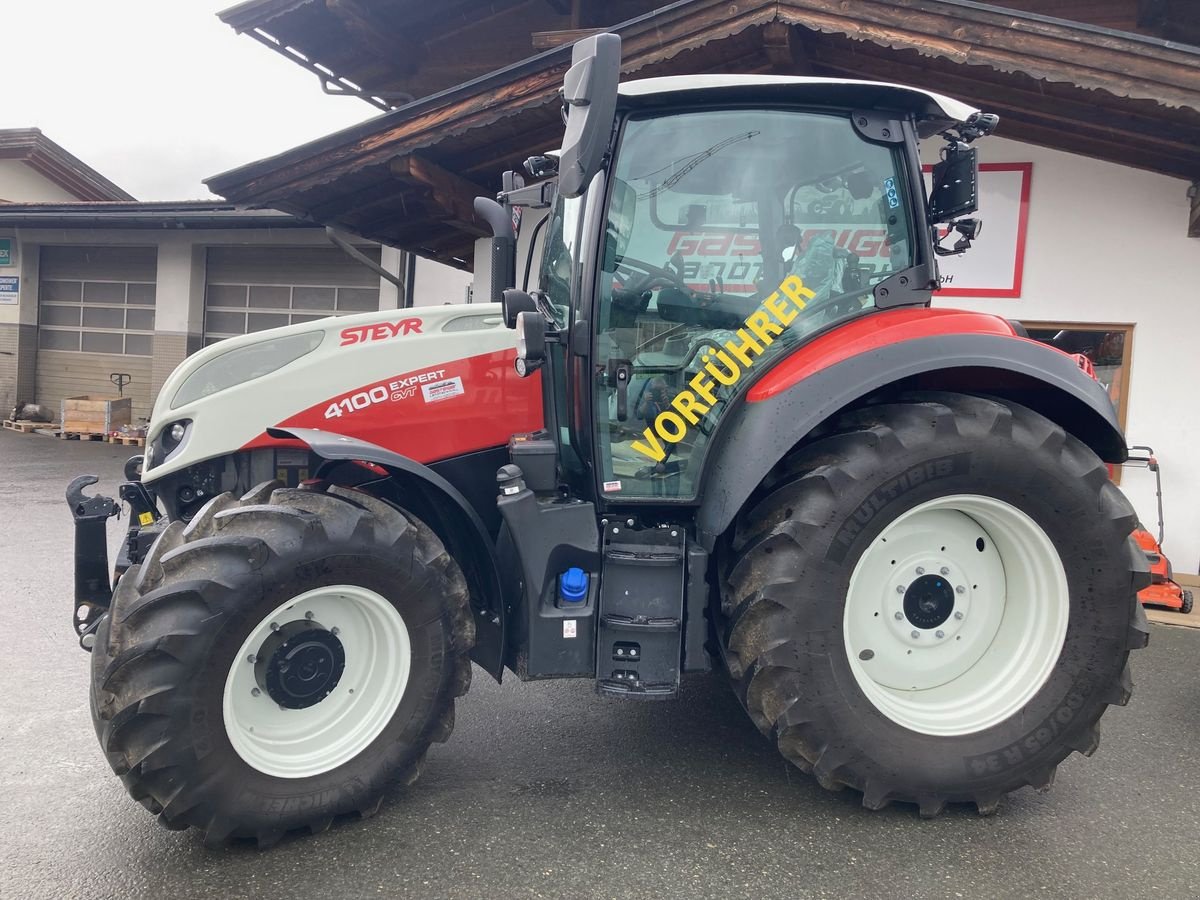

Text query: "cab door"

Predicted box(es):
[588, 107, 919, 503]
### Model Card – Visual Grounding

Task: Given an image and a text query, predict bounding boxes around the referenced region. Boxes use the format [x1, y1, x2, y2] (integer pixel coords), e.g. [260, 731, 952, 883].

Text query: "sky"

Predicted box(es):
[4, 1, 376, 200]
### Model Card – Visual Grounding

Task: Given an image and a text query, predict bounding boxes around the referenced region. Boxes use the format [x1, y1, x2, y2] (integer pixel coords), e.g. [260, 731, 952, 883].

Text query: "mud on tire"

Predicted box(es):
[89, 482, 474, 847]
[720, 392, 1150, 815]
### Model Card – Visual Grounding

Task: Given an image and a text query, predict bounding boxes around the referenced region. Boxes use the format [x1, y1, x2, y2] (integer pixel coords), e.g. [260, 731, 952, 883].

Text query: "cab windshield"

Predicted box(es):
[594, 108, 914, 500]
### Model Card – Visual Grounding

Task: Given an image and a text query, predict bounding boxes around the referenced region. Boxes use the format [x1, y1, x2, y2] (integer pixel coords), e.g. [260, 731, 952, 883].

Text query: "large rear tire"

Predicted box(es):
[90, 481, 473, 846]
[721, 393, 1150, 815]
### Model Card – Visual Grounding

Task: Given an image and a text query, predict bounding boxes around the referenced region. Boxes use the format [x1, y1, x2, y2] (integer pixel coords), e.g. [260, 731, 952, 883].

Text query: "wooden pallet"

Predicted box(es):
[2, 419, 58, 434]
[59, 431, 108, 442]
[107, 434, 146, 447]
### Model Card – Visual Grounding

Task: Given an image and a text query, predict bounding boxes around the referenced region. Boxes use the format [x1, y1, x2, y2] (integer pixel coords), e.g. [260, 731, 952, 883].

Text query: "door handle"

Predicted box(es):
[605, 359, 633, 422]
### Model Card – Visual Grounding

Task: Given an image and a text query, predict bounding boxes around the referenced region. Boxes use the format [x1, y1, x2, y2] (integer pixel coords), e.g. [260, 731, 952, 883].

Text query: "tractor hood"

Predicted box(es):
[143, 304, 540, 483]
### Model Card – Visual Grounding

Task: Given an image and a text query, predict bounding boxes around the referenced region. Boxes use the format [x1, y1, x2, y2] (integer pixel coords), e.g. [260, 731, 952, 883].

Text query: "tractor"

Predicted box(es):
[68, 34, 1149, 846]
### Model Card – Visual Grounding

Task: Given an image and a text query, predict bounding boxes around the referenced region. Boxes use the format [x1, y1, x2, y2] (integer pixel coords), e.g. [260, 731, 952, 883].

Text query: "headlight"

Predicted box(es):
[158, 418, 192, 459]
[171, 331, 324, 409]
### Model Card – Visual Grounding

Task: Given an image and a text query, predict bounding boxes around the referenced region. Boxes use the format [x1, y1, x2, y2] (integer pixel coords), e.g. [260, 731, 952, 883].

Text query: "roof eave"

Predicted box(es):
[207, 0, 1200, 206]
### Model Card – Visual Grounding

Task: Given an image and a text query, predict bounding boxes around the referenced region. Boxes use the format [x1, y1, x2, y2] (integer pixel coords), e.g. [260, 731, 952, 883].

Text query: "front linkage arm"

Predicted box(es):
[67, 475, 119, 650]
[67, 459, 162, 651]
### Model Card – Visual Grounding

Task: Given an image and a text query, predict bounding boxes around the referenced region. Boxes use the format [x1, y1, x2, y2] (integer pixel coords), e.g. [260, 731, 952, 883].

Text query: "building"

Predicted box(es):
[0, 128, 133, 203]
[204, 0, 1200, 567]
[0, 133, 471, 420]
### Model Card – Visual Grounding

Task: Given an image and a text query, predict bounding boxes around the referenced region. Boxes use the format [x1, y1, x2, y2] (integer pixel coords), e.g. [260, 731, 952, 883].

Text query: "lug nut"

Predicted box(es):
[911, 630, 920, 639]
[894, 611, 904, 620]
[916, 566, 925, 575]
[251, 687, 261, 697]
[940, 567, 950, 576]
[269, 622, 279, 632]
[954, 611, 964, 620]
[896, 585, 906, 594]
[936, 630, 945, 639]
[331, 627, 340, 636]
[305, 611, 314, 620]
[247, 654, 256, 664]
[956, 586, 966, 595]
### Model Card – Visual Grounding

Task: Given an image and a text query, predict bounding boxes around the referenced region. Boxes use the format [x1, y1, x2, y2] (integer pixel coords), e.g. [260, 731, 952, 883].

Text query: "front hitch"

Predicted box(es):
[66, 475, 119, 650]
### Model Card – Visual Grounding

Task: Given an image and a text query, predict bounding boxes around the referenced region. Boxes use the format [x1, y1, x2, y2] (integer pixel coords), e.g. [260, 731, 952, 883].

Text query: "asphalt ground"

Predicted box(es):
[2, 426, 1199, 900]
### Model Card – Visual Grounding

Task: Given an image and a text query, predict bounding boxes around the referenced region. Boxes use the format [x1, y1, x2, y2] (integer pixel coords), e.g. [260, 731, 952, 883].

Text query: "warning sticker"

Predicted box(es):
[421, 376, 465, 404]
[602, 480, 622, 493]
[563, 620, 577, 639]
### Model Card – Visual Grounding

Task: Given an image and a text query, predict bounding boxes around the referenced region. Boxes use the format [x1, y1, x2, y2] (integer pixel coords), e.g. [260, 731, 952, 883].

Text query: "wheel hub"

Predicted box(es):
[254, 620, 346, 710]
[903, 574, 955, 629]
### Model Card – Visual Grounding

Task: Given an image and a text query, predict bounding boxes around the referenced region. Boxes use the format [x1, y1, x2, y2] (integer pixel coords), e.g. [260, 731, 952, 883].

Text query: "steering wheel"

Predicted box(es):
[614, 255, 693, 295]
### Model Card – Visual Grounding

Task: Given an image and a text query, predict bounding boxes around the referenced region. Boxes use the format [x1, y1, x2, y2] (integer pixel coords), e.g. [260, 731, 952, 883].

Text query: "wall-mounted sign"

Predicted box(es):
[0, 239, 12, 267]
[0, 276, 18, 305]
[923, 162, 1032, 299]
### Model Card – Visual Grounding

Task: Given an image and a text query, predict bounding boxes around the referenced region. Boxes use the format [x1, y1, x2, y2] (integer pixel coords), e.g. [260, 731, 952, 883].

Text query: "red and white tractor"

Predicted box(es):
[68, 34, 1148, 845]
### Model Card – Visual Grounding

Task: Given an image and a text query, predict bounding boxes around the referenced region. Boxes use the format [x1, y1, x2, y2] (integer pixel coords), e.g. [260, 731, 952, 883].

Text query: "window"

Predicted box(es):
[1024, 323, 1133, 429]
[593, 108, 915, 499]
[38, 277, 156, 356]
[203, 247, 382, 345]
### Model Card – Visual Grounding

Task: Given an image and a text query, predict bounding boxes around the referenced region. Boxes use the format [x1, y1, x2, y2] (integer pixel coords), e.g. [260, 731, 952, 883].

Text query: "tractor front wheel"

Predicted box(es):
[89, 482, 473, 846]
[722, 392, 1149, 815]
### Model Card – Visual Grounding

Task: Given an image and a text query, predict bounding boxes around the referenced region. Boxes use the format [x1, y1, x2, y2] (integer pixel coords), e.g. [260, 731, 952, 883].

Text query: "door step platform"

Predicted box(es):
[596, 522, 685, 699]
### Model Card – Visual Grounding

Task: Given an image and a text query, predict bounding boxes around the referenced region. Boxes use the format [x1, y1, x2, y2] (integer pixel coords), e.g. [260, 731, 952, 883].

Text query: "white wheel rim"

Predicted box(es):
[223, 585, 411, 778]
[843, 494, 1069, 736]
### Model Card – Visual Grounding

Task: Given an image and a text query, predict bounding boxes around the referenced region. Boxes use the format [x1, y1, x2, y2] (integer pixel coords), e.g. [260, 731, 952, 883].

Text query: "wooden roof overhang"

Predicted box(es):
[0, 129, 134, 202]
[208, 0, 1200, 269]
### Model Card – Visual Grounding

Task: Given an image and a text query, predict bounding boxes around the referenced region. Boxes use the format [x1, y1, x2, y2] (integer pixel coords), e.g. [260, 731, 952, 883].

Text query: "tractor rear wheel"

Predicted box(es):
[721, 392, 1150, 815]
[89, 482, 473, 846]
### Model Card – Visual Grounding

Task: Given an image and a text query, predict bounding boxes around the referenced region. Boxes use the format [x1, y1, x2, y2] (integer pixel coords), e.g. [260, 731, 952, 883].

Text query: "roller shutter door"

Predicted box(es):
[203, 246, 382, 345]
[36, 245, 156, 423]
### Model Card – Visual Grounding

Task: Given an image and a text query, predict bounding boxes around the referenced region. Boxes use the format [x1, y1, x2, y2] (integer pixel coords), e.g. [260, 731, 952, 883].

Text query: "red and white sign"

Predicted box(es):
[924, 162, 1032, 299]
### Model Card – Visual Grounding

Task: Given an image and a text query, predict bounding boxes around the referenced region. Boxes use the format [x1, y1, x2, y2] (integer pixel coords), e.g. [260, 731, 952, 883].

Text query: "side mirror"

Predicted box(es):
[928, 146, 978, 224]
[502, 288, 538, 329]
[558, 33, 621, 199]
[514, 311, 546, 377]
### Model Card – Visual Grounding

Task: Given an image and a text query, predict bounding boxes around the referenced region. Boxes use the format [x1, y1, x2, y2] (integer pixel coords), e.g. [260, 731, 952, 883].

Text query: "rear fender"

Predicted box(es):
[695, 331, 1126, 549]
[269, 426, 506, 682]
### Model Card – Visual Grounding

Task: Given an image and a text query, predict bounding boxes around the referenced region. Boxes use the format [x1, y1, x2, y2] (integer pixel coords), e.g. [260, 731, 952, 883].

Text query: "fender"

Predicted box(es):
[694, 329, 1126, 549]
[267, 426, 507, 682]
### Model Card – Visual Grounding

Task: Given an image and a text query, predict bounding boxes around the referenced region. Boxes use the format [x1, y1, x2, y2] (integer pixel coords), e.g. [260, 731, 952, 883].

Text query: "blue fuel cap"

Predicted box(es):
[559, 567, 588, 603]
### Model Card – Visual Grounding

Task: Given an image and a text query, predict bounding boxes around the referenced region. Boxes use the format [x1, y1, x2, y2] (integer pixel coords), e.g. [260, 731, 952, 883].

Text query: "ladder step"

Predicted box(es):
[600, 614, 680, 632]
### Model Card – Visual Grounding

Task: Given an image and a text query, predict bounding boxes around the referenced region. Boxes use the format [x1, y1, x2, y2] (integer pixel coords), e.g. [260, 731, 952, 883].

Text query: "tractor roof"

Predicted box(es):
[618, 75, 979, 134]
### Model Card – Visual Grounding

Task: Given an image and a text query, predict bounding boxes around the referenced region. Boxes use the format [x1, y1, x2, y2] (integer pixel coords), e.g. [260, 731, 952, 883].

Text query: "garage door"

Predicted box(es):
[36, 245, 156, 423]
[204, 246, 382, 345]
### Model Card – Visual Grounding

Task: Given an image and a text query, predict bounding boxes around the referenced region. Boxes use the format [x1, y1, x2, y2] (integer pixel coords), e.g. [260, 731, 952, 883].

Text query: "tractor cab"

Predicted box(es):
[486, 40, 993, 509]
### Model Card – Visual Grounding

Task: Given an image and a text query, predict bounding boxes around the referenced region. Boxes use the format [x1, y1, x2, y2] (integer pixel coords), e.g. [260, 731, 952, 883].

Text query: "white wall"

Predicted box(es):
[0, 159, 80, 203]
[413, 255, 472, 306]
[925, 136, 1200, 571]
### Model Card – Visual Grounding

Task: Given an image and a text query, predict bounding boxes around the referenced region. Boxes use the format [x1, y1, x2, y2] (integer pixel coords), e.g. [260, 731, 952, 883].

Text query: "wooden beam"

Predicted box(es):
[761, 21, 813, 74]
[389, 154, 491, 237]
[532, 27, 604, 49]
